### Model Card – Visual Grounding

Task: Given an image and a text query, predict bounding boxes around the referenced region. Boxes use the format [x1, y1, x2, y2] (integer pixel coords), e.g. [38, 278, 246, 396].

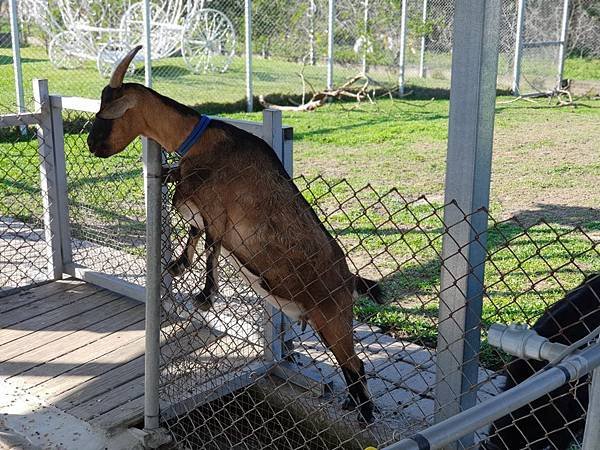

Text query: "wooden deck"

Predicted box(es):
[0, 277, 225, 447]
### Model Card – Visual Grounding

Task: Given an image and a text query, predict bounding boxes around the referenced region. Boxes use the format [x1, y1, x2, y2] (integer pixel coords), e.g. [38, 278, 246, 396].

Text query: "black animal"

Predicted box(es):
[483, 273, 600, 449]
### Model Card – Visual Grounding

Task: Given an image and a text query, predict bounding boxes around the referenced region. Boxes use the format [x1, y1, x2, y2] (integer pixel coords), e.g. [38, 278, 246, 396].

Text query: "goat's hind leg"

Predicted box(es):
[311, 308, 375, 424]
[166, 225, 203, 277]
[192, 231, 221, 311]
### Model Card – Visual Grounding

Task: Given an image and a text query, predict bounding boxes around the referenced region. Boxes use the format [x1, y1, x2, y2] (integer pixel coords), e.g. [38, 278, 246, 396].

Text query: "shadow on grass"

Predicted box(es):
[351, 214, 597, 368]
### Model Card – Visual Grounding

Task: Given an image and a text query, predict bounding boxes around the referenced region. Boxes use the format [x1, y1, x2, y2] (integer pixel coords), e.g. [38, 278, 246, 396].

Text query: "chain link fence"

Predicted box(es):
[61, 110, 147, 286]
[2, 0, 595, 111]
[0, 101, 53, 294]
[157, 163, 600, 449]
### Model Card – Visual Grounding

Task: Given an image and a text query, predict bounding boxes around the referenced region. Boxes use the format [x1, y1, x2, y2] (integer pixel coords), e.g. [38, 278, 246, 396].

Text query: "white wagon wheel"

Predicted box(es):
[120, 2, 180, 59]
[48, 31, 84, 69]
[97, 42, 137, 78]
[182, 9, 236, 74]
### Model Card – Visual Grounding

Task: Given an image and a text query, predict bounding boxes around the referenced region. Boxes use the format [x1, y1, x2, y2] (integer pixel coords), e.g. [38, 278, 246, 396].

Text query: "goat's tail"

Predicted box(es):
[355, 276, 384, 304]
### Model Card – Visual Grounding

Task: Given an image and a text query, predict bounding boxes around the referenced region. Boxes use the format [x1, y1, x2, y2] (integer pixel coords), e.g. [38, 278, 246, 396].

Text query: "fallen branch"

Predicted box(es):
[259, 73, 380, 112]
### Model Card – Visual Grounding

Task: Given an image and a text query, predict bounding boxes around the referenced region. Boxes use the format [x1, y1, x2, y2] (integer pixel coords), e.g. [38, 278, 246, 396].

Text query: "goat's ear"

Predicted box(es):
[97, 95, 137, 120]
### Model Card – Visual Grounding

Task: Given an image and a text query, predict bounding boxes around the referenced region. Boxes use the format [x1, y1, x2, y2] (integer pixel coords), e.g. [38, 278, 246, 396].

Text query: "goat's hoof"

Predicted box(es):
[357, 403, 375, 425]
[193, 292, 213, 311]
[341, 395, 357, 411]
[166, 259, 187, 277]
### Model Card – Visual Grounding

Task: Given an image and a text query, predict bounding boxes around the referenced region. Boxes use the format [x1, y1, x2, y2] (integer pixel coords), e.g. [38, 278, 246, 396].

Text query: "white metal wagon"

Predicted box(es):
[19, 0, 236, 76]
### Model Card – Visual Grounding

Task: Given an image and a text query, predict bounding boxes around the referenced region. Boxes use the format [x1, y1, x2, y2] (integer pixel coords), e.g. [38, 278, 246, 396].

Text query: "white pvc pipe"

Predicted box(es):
[361, 0, 368, 75]
[556, 0, 570, 90]
[326, 0, 335, 90]
[398, 0, 408, 95]
[512, 0, 526, 95]
[142, 0, 152, 88]
[245, 0, 253, 112]
[418, 0, 427, 78]
[488, 323, 568, 362]
[8, 0, 25, 123]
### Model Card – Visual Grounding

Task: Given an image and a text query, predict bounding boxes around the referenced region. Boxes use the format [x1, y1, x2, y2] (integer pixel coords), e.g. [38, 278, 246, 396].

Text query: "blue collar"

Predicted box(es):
[176, 115, 212, 157]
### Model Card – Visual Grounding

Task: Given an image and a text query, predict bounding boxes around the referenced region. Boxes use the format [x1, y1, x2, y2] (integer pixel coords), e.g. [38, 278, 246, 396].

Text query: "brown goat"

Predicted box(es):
[87, 46, 383, 423]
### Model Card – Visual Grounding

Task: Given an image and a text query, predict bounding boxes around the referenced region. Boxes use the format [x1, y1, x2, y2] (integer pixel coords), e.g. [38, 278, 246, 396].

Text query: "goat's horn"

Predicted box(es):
[109, 45, 143, 89]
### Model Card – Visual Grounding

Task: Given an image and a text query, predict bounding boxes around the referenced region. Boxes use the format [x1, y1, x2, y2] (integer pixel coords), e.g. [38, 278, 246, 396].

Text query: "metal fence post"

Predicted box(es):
[142, 0, 153, 88]
[418, 0, 428, 78]
[327, 0, 335, 90]
[512, 0, 526, 95]
[143, 138, 162, 431]
[556, 0, 570, 90]
[434, 1, 501, 449]
[583, 367, 600, 450]
[398, 0, 408, 95]
[8, 0, 25, 133]
[245, 0, 253, 112]
[33, 79, 64, 280]
[361, 0, 369, 75]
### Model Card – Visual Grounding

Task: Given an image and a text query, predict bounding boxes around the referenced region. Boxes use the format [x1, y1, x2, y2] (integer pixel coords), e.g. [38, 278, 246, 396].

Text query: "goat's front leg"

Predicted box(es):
[166, 226, 203, 277]
[193, 231, 221, 311]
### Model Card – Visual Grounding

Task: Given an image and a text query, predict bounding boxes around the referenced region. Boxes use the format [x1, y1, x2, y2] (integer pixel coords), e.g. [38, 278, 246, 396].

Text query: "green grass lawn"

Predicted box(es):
[1, 46, 599, 369]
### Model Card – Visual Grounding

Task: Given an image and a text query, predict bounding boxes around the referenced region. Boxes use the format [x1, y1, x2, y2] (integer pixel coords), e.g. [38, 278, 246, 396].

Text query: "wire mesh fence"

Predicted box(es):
[0, 103, 53, 294]
[156, 162, 600, 449]
[1, 0, 588, 112]
[61, 110, 147, 286]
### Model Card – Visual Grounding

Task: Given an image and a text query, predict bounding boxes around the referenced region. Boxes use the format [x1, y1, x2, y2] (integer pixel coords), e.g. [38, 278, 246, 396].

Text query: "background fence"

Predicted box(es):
[1, 0, 599, 113]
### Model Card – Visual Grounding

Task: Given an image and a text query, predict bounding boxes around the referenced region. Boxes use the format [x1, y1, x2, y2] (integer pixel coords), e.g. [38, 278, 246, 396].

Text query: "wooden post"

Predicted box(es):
[33, 79, 64, 280]
[48, 95, 72, 268]
[262, 109, 291, 362]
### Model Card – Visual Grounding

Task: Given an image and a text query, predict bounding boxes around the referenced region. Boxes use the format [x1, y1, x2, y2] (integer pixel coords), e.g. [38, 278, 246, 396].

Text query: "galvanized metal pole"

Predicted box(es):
[418, 0, 427, 78]
[8, 0, 25, 132]
[143, 138, 162, 431]
[434, 1, 501, 449]
[361, 0, 369, 75]
[556, 0, 570, 90]
[583, 367, 600, 450]
[512, 0, 526, 95]
[385, 342, 600, 450]
[245, 0, 253, 112]
[398, 0, 408, 95]
[326, 0, 335, 90]
[142, 0, 152, 88]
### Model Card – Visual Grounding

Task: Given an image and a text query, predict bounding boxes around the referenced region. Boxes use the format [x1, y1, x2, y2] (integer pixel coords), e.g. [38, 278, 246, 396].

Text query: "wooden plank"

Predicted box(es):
[49, 95, 100, 113]
[11, 319, 146, 389]
[1, 301, 144, 378]
[0, 280, 80, 314]
[66, 373, 145, 421]
[31, 334, 147, 398]
[66, 264, 146, 303]
[56, 355, 145, 411]
[34, 79, 63, 279]
[88, 329, 236, 432]
[90, 395, 144, 432]
[0, 281, 101, 328]
[0, 112, 44, 127]
[0, 288, 119, 349]
[47, 326, 219, 406]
